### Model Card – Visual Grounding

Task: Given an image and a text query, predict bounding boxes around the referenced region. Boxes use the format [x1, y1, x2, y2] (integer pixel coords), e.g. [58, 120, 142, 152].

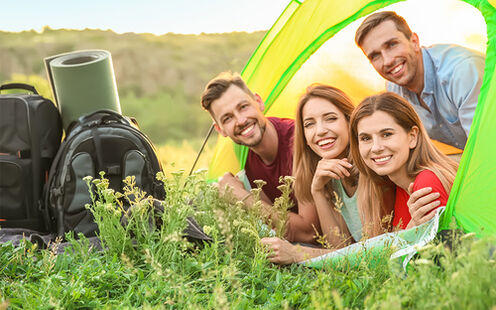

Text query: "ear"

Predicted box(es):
[254, 93, 265, 112]
[410, 33, 421, 52]
[408, 126, 419, 149]
[214, 122, 227, 137]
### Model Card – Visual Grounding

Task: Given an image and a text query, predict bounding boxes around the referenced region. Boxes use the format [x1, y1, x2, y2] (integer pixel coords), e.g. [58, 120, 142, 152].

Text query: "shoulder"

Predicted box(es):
[268, 117, 294, 135]
[425, 45, 485, 99]
[413, 169, 450, 206]
[426, 44, 485, 72]
[412, 170, 444, 192]
[268, 117, 294, 127]
[426, 44, 484, 60]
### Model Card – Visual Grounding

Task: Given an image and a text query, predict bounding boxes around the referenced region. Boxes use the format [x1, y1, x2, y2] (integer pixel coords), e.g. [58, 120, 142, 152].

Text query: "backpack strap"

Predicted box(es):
[66, 109, 130, 139]
[79, 109, 128, 126]
[0, 83, 38, 94]
[43, 137, 71, 232]
[91, 128, 105, 172]
[28, 103, 43, 219]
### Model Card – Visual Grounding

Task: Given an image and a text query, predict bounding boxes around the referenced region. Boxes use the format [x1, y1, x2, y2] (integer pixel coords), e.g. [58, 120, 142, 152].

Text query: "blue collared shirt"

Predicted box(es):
[387, 44, 485, 149]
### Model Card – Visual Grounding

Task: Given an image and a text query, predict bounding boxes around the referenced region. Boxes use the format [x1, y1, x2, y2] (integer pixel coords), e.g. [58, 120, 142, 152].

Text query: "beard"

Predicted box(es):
[232, 118, 267, 148]
[384, 54, 421, 91]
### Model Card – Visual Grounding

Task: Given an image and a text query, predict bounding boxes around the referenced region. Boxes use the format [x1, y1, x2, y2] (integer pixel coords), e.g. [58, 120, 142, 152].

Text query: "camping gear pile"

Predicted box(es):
[0, 50, 210, 246]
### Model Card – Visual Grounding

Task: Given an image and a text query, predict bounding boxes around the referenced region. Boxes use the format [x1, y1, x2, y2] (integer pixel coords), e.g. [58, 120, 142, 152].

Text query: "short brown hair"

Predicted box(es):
[355, 11, 413, 47]
[200, 71, 255, 111]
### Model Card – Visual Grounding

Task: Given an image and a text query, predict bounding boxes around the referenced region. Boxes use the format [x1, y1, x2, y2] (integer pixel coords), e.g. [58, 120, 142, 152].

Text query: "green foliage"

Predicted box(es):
[0, 29, 264, 98]
[120, 90, 213, 144]
[1, 29, 263, 145]
[1, 171, 495, 309]
[365, 233, 496, 309]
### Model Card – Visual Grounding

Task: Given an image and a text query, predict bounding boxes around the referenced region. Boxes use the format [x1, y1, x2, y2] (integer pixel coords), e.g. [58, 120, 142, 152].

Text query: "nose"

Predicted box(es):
[316, 121, 328, 136]
[383, 50, 395, 68]
[235, 112, 248, 126]
[370, 136, 384, 153]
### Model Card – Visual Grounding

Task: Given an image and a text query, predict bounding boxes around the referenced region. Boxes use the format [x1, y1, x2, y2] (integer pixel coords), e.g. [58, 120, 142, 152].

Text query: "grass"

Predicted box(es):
[0, 169, 495, 309]
[156, 140, 215, 179]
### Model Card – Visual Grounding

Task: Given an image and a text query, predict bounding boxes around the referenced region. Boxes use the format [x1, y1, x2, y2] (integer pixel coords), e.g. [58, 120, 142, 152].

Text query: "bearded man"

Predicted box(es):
[200, 71, 319, 243]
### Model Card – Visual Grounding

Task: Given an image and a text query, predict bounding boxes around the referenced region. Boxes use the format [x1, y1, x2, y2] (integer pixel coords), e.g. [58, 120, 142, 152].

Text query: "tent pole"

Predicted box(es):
[189, 123, 215, 176]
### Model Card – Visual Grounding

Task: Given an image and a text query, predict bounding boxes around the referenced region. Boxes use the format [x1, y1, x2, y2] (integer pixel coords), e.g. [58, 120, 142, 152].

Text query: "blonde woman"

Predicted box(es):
[262, 84, 362, 263]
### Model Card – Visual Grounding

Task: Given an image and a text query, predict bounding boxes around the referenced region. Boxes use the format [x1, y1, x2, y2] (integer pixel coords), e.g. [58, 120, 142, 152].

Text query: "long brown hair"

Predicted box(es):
[349, 92, 458, 237]
[293, 84, 357, 204]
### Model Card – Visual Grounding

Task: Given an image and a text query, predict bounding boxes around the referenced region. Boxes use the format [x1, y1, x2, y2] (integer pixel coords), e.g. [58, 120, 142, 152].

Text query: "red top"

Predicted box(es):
[392, 170, 449, 229]
[245, 117, 297, 212]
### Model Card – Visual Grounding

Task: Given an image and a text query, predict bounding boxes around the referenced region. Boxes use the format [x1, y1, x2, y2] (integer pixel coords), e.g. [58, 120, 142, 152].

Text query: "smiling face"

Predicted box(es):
[357, 110, 418, 184]
[210, 84, 267, 147]
[302, 97, 350, 159]
[360, 20, 423, 93]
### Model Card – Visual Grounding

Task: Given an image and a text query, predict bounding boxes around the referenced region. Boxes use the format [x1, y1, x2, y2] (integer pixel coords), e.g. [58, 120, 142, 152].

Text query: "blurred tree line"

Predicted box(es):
[0, 28, 264, 146]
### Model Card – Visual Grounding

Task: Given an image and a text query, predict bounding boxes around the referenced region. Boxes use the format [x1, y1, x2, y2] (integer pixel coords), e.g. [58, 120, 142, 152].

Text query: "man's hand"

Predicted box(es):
[214, 172, 250, 201]
[406, 183, 441, 228]
[311, 158, 352, 193]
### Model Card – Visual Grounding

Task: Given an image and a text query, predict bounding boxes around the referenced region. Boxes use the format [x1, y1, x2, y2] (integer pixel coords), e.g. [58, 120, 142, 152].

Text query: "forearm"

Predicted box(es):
[261, 237, 334, 264]
[242, 193, 281, 224]
[312, 190, 351, 247]
[290, 244, 334, 263]
[285, 212, 319, 244]
[244, 193, 319, 244]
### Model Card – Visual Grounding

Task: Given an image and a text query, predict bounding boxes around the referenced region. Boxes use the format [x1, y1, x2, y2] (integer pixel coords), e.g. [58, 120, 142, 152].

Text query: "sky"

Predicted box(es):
[0, 0, 289, 34]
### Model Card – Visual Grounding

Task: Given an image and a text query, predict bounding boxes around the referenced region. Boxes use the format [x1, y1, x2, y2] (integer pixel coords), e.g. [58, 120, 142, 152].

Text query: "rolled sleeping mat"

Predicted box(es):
[44, 50, 122, 131]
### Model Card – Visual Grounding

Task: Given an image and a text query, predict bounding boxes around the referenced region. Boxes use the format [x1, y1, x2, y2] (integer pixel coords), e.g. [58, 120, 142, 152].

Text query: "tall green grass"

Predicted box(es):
[0, 171, 495, 309]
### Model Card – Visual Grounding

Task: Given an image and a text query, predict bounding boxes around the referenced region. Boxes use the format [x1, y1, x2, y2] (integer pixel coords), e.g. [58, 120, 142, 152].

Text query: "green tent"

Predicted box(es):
[208, 0, 496, 246]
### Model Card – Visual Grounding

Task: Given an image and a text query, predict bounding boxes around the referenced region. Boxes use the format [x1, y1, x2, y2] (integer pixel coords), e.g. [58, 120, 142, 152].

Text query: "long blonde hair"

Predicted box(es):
[349, 92, 458, 237]
[293, 84, 357, 204]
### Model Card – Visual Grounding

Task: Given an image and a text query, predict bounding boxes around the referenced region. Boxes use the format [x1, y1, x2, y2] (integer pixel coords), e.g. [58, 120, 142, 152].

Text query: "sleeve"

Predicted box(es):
[449, 55, 485, 137]
[412, 170, 450, 207]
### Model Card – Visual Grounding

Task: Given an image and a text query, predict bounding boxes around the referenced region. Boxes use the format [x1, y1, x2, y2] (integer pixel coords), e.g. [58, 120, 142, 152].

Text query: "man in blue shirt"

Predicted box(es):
[355, 11, 485, 149]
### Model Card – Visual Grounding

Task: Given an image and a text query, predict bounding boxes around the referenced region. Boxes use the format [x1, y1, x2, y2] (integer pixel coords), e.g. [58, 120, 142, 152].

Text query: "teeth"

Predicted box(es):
[318, 138, 335, 146]
[241, 124, 255, 136]
[374, 156, 391, 163]
[391, 63, 403, 74]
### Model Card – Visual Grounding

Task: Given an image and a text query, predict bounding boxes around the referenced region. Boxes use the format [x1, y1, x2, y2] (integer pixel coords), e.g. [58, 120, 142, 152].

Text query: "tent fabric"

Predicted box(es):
[438, 0, 496, 236]
[207, 0, 496, 237]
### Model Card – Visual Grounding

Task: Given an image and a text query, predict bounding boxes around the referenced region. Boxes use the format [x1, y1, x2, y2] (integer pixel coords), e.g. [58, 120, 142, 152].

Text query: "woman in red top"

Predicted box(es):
[349, 92, 458, 237]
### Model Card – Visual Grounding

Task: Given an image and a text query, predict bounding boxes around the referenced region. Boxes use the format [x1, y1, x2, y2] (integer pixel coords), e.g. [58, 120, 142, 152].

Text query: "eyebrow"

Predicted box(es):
[236, 99, 250, 107]
[219, 112, 232, 123]
[219, 99, 251, 122]
[358, 127, 395, 136]
[303, 111, 337, 122]
[366, 37, 398, 60]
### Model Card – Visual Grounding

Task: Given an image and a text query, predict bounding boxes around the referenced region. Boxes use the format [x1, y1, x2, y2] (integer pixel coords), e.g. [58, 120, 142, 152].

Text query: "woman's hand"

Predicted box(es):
[260, 237, 305, 264]
[311, 158, 352, 193]
[406, 183, 441, 228]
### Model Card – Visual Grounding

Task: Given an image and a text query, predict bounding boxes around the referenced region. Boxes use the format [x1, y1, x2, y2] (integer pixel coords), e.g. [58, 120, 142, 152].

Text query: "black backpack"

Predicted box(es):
[45, 109, 165, 237]
[0, 83, 62, 231]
